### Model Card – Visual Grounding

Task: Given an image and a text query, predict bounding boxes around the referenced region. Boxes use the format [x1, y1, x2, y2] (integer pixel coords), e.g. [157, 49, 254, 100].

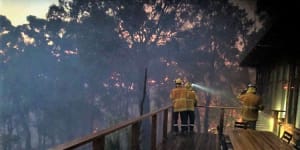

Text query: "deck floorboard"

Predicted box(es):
[157, 133, 219, 150]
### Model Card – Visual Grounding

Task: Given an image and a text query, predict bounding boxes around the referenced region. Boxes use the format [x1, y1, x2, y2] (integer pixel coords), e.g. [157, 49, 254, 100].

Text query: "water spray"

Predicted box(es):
[191, 83, 216, 94]
[191, 83, 240, 105]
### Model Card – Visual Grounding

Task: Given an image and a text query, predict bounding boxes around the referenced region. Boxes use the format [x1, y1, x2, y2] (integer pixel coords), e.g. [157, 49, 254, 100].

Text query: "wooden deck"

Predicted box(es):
[51, 106, 287, 150]
[157, 133, 219, 150]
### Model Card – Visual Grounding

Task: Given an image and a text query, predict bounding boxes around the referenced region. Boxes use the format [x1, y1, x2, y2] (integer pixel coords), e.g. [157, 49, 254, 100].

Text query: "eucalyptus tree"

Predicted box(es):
[0, 15, 35, 150]
[0, 0, 265, 149]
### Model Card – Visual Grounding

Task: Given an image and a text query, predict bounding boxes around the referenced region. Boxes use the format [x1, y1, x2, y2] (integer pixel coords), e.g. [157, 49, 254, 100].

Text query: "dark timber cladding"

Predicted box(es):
[157, 133, 219, 150]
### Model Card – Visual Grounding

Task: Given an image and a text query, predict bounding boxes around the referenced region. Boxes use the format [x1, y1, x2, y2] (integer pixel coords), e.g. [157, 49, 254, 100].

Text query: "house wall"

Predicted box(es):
[257, 62, 300, 129]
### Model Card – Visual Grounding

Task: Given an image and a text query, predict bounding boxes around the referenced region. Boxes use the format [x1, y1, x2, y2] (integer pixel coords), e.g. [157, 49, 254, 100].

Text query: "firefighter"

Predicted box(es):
[170, 78, 188, 135]
[237, 84, 262, 130]
[185, 82, 198, 134]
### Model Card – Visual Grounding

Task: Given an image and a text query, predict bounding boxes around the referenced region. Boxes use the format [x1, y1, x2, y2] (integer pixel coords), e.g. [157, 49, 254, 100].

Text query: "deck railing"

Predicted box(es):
[51, 104, 172, 150]
[195, 105, 245, 141]
[51, 105, 284, 150]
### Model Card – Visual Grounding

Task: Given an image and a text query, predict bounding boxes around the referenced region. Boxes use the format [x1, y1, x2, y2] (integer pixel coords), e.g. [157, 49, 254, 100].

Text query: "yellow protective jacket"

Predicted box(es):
[170, 87, 187, 112]
[186, 90, 198, 111]
[237, 93, 261, 121]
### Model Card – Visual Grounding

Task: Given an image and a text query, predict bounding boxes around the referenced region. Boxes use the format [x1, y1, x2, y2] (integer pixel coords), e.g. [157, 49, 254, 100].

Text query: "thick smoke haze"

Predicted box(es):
[0, 0, 267, 149]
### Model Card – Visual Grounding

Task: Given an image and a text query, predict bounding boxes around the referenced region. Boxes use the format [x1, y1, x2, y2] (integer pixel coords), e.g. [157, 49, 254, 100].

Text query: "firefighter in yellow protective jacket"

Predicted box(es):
[237, 84, 261, 130]
[170, 78, 188, 134]
[185, 82, 198, 133]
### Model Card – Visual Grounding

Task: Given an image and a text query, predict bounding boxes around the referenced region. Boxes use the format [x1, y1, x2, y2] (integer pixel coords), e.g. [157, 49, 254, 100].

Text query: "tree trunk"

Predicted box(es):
[20, 113, 31, 150]
[140, 68, 151, 150]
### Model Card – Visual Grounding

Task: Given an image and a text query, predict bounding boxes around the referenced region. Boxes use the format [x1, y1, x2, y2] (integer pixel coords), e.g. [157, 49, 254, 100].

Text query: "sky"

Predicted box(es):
[0, 0, 58, 26]
[0, 0, 263, 31]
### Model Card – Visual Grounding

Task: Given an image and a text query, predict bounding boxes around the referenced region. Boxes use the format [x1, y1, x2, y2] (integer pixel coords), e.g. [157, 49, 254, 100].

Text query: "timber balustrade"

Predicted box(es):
[51, 105, 284, 150]
[196, 106, 242, 136]
[51, 104, 172, 150]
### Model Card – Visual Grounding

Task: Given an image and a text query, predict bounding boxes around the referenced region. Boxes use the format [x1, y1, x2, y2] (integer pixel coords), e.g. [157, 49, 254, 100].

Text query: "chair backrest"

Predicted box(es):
[295, 140, 300, 150]
[295, 144, 300, 150]
[281, 131, 293, 144]
[234, 121, 247, 129]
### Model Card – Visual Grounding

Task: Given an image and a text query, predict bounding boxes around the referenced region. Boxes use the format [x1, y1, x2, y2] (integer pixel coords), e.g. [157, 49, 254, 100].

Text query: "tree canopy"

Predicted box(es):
[0, 0, 266, 149]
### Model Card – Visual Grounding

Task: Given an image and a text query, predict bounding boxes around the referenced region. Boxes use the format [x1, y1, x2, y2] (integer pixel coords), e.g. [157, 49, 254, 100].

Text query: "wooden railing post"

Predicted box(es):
[92, 136, 105, 150]
[163, 109, 168, 141]
[218, 108, 225, 136]
[272, 111, 279, 133]
[151, 114, 157, 150]
[131, 122, 140, 150]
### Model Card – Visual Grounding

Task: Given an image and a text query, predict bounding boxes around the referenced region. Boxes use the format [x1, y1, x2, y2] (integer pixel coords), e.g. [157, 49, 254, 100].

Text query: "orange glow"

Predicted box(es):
[164, 76, 169, 81]
[51, 51, 60, 57]
[0, 30, 9, 35]
[236, 117, 243, 122]
[103, 83, 109, 88]
[143, 4, 153, 13]
[0, 50, 5, 55]
[128, 83, 134, 90]
[234, 34, 244, 51]
[114, 83, 120, 87]
[93, 128, 99, 133]
[180, 20, 195, 31]
[64, 50, 78, 55]
[148, 80, 156, 84]
[21, 32, 35, 45]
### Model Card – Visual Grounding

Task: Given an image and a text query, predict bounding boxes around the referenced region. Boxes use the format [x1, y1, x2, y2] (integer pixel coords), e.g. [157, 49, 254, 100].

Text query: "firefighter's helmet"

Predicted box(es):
[247, 83, 256, 93]
[175, 78, 183, 85]
[248, 83, 256, 88]
[246, 87, 256, 93]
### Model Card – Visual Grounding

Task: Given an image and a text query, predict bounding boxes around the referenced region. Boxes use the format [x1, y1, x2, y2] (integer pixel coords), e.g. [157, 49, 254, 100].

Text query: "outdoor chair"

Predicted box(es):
[221, 135, 233, 150]
[295, 145, 300, 150]
[281, 131, 293, 144]
[234, 121, 247, 129]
